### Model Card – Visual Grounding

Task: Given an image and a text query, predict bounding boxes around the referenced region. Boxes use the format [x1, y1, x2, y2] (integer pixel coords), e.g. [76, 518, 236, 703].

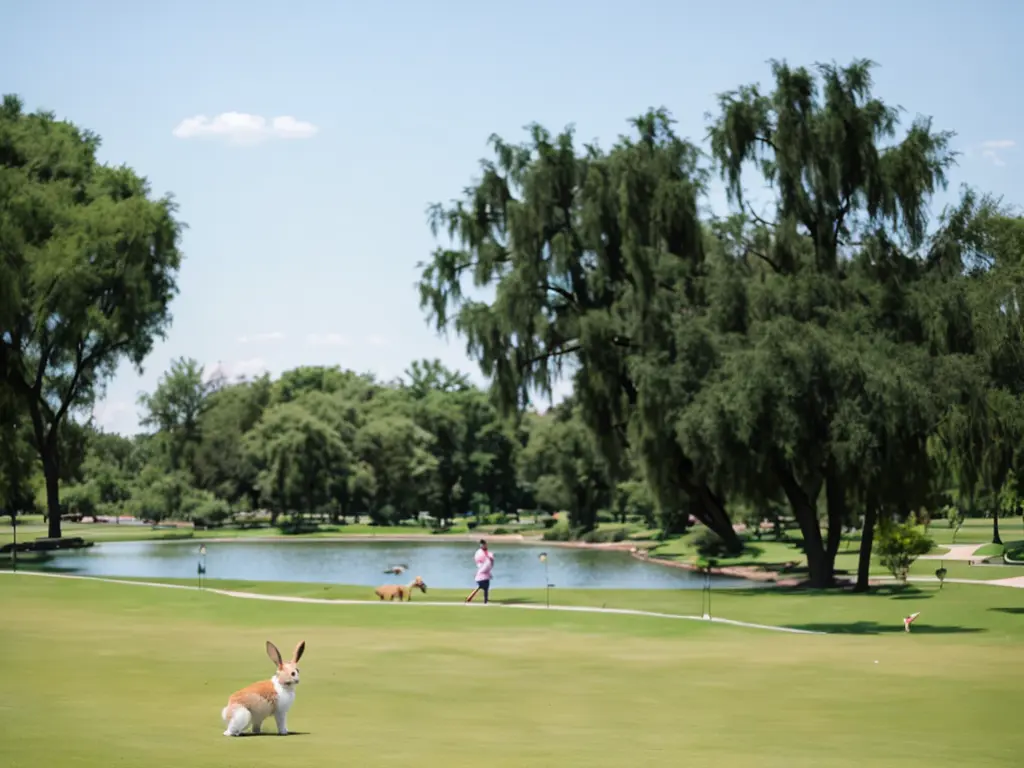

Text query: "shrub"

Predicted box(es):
[466, 520, 478, 530]
[874, 517, 933, 582]
[493, 527, 509, 535]
[541, 525, 572, 541]
[541, 516, 558, 529]
[190, 497, 231, 528]
[580, 527, 628, 543]
[368, 505, 402, 526]
[595, 510, 616, 524]
[1004, 542, 1024, 563]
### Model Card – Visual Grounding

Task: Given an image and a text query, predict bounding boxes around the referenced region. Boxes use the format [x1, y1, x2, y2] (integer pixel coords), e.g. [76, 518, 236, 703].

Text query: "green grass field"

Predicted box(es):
[2, 574, 1022, 766]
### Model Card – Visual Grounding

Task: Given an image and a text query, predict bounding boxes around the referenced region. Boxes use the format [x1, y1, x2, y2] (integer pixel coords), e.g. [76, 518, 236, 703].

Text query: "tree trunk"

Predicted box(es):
[824, 462, 845, 567]
[42, 445, 62, 539]
[777, 463, 832, 588]
[700, 487, 743, 554]
[992, 509, 1002, 545]
[854, 502, 878, 593]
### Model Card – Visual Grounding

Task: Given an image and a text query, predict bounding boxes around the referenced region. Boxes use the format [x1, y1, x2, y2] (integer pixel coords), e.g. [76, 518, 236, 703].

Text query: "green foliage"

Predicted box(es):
[874, 517, 934, 582]
[0, 94, 185, 538]
[541, 522, 573, 541]
[579, 527, 629, 544]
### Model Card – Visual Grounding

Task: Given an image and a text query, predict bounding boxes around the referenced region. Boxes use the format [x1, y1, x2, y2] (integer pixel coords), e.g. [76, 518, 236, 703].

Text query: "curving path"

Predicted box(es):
[918, 544, 989, 562]
[1, 570, 825, 635]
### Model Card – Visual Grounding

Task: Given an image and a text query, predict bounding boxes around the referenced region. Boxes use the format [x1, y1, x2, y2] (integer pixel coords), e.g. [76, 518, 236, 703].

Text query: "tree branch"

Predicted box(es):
[744, 202, 776, 230]
[518, 343, 582, 371]
[744, 245, 783, 274]
[543, 283, 577, 305]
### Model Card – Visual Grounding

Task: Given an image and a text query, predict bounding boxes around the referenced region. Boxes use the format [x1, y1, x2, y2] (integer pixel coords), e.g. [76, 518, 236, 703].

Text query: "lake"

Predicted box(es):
[20, 539, 768, 590]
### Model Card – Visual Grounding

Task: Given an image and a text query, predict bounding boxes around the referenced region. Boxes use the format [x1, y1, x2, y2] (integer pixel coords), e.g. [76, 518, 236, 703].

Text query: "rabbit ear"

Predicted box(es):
[266, 641, 284, 668]
[292, 641, 306, 663]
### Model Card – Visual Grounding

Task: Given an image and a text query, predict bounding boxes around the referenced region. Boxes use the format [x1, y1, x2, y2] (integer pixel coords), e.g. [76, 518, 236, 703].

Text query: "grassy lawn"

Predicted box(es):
[641, 521, 1023, 576]
[1, 575, 1021, 767]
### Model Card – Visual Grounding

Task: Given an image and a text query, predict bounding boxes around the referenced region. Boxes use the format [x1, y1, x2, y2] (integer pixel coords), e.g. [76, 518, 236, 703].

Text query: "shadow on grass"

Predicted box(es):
[721, 584, 934, 599]
[238, 731, 309, 737]
[497, 597, 536, 605]
[786, 622, 984, 635]
[989, 607, 1024, 615]
[1, 558, 85, 575]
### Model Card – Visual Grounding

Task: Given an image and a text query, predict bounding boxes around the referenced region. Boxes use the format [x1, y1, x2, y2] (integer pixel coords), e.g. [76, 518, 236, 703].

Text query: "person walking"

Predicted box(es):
[465, 539, 495, 604]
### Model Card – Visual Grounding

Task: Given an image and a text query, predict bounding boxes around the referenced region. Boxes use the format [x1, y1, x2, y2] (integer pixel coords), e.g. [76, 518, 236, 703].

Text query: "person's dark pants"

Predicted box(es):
[476, 579, 490, 603]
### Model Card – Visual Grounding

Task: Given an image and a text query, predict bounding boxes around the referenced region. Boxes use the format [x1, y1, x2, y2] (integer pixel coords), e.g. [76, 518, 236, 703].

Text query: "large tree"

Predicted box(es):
[684, 59, 956, 586]
[418, 109, 743, 549]
[0, 94, 184, 538]
[138, 357, 215, 473]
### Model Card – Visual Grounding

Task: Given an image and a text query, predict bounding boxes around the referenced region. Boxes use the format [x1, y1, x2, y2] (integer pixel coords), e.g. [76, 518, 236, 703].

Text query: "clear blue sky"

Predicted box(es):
[4, 0, 1021, 435]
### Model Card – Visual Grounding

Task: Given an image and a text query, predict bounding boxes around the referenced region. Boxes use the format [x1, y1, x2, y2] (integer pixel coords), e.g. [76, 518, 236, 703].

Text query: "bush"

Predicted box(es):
[541, 516, 558, 529]
[190, 497, 231, 529]
[369, 505, 402, 526]
[483, 513, 510, 525]
[466, 520, 478, 530]
[595, 510, 616, 524]
[580, 527, 628, 543]
[692, 527, 732, 558]
[874, 517, 933, 582]
[1004, 542, 1024, 563]
[541, 524, 572, 541]
[493, 527, 509, 535]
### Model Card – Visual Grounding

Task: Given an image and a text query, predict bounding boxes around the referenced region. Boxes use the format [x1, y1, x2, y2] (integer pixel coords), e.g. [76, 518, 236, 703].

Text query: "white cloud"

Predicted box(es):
[306, 332, 351, 347]
[172, 112, 318, 145]
[979, 139, 1016, 167]
[237, 331, 286, 344]
[203, 358, 268, 383]
[365, 334, 388, 347]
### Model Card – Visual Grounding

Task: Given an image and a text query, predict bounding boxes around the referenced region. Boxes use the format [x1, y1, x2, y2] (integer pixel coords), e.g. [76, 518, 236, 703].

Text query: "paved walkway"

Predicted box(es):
[918, 544, 987, 561]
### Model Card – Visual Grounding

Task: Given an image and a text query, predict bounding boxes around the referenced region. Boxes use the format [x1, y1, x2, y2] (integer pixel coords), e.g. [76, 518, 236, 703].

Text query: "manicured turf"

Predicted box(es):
[2, 574, 1020, 767]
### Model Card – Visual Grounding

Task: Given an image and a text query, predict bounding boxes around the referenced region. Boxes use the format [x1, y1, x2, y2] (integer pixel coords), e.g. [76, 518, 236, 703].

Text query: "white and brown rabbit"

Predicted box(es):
[221, 640, 306, 737]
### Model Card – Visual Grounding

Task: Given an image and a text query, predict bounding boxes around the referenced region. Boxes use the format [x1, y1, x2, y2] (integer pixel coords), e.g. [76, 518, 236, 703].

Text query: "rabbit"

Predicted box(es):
[221, 640, 306, 737]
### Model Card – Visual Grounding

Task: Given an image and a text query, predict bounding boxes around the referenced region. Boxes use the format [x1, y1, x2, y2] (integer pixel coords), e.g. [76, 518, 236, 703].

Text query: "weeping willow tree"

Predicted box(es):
[930, 199, 1024, 544]
[418, 111, 743, 547]
[682, 58, 958, 587]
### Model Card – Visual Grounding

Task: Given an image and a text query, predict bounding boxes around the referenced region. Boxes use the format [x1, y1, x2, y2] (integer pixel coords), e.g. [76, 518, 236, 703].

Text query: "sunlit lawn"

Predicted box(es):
[1, 574, 1021, 767]
[643, 518, 1021, 576]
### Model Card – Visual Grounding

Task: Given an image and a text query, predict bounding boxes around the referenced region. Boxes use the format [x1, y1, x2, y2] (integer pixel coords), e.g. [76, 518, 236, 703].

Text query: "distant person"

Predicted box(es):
[465, 539, 494, 604]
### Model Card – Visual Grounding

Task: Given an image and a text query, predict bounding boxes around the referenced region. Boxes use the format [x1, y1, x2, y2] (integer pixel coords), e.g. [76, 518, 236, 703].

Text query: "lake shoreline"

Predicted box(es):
[95, 530, 780, 584]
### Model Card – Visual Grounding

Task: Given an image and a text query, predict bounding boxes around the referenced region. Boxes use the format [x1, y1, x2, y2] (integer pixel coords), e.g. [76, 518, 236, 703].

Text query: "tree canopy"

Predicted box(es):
[0, 94, 184, 538]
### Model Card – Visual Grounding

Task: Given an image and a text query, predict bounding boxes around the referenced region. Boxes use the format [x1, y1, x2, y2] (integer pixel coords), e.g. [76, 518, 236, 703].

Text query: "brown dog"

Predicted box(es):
[374, 576, 427, 601]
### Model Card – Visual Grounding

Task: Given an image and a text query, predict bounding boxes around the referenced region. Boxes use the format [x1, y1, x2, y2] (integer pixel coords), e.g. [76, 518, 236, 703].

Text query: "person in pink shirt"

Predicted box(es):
[465, 539, 495, 604]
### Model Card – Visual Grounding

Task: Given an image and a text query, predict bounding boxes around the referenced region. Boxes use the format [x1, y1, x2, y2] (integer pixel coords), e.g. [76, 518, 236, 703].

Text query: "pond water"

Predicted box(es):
[21, 539, 768, 590]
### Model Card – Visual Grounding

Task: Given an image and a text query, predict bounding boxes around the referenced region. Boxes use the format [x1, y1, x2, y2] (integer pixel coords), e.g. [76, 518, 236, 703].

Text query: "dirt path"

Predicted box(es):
[0, 570, 824, 635]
